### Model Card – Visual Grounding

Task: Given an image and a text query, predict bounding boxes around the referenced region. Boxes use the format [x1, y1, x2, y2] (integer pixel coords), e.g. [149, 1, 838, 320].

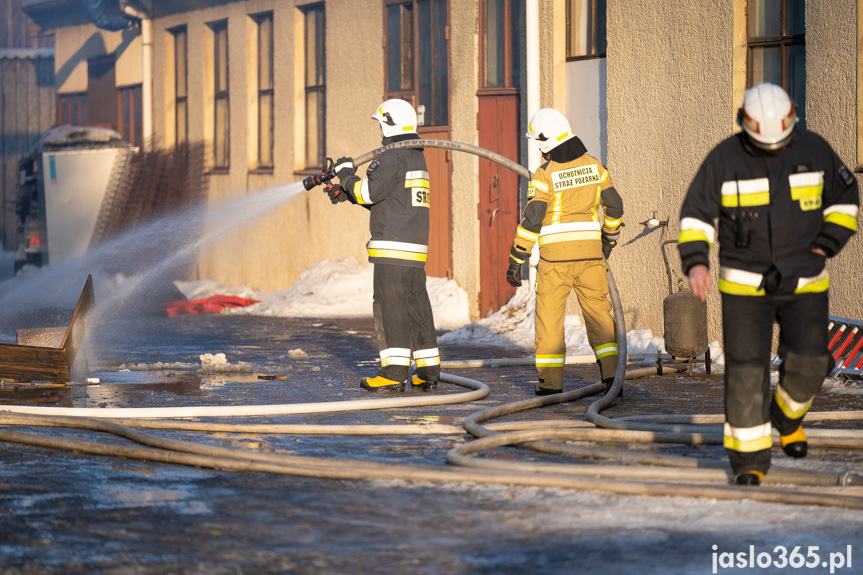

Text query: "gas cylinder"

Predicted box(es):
[663, 290, 708, 358]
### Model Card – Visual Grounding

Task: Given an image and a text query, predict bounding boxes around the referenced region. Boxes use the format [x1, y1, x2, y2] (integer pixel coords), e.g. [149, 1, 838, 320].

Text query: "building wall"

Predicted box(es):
[606, 0, 732, 343]
[449, 0, 481, 316]
[151, 1, 375, 294]
[0, 53, 56, 249]
[54, 24, 141, 93]
[605, 0, 861, 344]
[807, 0, 861, 322]
[150, 0, 490, 316]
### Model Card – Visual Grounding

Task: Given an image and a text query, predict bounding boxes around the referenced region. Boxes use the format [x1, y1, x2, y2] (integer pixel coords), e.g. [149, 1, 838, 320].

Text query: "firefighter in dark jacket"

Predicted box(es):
[678, 83, 859, 485]
[329, 99, 440, 392]
[506, 108, 624, 396]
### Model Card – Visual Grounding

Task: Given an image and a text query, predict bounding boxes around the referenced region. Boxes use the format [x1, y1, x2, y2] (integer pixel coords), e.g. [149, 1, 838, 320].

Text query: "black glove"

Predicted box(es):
[325, 183, 346, 204]
[334, 157, 356, 182]
[506, 247, 528, 288]
[601, 230, 620, 260]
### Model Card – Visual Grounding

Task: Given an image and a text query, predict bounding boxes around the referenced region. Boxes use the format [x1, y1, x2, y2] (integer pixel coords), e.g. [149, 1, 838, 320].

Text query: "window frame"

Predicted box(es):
[170, 25, 188, 146]
[117, 84, 142, 146]
[383, 0, 450, 129]
[479, 0, 521, 92]
[566, 0, 607, 61]
[57, 92, 87, 126]
[253, 12, 275, 170]
[210, 19, 230, 171]
[746, 0, 805, 103]
[301, 3, 326, 171]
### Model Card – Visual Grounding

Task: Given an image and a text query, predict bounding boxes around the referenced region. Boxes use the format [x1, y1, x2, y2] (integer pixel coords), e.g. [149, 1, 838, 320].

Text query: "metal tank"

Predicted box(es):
[661, 241, 709, 366]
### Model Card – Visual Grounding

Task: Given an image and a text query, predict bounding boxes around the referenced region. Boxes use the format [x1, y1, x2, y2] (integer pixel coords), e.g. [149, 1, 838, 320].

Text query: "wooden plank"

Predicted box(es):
[61, 274, 94, 367]
[0, 343, 69, 382]
[0, 274, 94, 383]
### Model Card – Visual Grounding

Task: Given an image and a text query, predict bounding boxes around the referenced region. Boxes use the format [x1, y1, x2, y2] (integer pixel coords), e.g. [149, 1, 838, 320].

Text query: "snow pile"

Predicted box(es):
[438, 285, 536, 349]
[438, 285, 682, 361]
[198, 352, 253, 373]
[174, 258, 470, 330]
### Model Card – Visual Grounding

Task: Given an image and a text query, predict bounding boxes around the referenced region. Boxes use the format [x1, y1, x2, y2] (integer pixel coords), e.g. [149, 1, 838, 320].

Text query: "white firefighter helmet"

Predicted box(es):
[372, 99, 418, 138]
[525, 108, 575, 154]
[738, 83, 798, 150]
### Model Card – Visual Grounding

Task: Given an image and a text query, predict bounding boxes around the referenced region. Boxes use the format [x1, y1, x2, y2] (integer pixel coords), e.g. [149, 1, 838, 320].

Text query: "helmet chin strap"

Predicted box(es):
[747, 129, 795, 152]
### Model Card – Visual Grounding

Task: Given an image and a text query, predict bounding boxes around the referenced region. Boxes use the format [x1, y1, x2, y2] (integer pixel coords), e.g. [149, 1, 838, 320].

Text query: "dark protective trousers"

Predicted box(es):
[373, 264, 440, 383]
[721, 291, 831, 476]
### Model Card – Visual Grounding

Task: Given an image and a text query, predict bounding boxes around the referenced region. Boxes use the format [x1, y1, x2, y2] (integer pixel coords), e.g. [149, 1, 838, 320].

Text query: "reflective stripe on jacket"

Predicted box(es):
[514, 153, 622, 262]
[678, 130, 858, 296]
[358, 139, 431, 268]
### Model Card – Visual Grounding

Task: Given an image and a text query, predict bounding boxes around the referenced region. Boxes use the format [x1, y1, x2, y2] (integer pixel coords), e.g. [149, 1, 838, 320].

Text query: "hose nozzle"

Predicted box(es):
[302, 158, 336, 190]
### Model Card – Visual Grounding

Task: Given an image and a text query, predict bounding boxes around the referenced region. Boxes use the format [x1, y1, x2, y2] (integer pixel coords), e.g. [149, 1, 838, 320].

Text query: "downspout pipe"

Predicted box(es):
[525, 0, 541, 288]
[119, 0, 153, 144]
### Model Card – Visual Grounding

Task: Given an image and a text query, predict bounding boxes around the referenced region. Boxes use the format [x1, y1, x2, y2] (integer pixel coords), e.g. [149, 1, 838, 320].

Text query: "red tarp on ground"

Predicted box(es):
[164, 295, 260, 317]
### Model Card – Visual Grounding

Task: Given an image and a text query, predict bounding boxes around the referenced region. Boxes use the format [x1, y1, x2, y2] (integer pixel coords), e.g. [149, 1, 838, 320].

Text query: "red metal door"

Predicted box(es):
[477, 93, 519, 316]
[419, 126, 452, 278]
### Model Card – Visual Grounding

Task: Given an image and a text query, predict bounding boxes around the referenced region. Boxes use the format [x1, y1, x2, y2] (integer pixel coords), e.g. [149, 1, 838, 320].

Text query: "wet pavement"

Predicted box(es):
[1, 313, 862, 574]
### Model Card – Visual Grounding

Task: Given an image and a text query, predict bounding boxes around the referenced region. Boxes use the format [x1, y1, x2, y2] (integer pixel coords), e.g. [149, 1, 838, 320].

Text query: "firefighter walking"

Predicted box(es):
[678, 83, 859, 485]
[507, 108, 624, 395]
[329, 99, 440, 392]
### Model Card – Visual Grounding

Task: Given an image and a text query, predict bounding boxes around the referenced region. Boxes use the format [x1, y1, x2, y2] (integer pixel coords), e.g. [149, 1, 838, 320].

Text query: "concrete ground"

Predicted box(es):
[0, 313, 862, 574]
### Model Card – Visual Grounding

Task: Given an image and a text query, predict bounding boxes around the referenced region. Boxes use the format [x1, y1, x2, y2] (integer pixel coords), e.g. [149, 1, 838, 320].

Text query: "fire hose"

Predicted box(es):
[1, 140, 862, 509]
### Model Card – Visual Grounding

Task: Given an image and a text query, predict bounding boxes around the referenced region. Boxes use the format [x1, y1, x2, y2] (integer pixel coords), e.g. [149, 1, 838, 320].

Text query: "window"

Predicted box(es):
[483, 0, 521, 89]
[57, 93, 87, 125]
[385, 0, 449, 127]
[747, 0, 805, 125]
[117, 85, 142, 146]
[253, 13, 275, 169]
[211, 20, 230, 169]
[303, 5, 325, 170]
[566, 0, 606, 59]
[172, 26, 188, 145]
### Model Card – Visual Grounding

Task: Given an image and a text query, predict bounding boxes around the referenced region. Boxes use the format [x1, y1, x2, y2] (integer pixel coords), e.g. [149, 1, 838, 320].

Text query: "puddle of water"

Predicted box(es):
[101, 486, 211, 515]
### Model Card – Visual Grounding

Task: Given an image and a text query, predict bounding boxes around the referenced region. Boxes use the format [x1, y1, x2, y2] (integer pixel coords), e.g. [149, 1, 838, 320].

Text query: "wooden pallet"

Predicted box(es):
[0, 275, 94, 383]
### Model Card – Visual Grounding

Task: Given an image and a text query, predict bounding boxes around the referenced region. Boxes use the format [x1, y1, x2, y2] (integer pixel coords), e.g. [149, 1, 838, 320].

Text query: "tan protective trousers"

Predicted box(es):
[535, 259, 618, 390]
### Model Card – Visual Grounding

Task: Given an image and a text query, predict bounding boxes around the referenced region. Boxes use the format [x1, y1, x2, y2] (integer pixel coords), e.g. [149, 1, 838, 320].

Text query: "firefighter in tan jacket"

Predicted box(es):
[507, 108, 624, 395]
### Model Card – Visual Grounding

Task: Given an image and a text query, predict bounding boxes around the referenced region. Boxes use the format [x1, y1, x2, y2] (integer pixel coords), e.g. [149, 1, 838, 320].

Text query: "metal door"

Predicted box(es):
[477, 94, 519, 316]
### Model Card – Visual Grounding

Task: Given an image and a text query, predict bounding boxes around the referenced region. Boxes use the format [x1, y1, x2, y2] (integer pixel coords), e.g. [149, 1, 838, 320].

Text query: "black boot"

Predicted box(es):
[599, 361, 622, 397]
[734, 471, 763, 486]
[535, 384, 562, 396]
[781, 426, 808, 458]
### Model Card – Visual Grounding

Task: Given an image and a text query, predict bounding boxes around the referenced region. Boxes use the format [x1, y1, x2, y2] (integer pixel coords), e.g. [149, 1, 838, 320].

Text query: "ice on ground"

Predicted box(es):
[119, 361, 199, 371]
[288, 348, 308, 359]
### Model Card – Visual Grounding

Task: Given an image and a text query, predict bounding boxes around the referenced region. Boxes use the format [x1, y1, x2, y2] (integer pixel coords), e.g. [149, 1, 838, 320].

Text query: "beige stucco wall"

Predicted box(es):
[604, 0, 860, 343]
[150, 0, 489, 317]
[151, 1, 375, 293]
[807, 1, 861, 321]
[606, 1, 732, 343]
[55, 24, 142, 93]
[449, 0, 481, 317]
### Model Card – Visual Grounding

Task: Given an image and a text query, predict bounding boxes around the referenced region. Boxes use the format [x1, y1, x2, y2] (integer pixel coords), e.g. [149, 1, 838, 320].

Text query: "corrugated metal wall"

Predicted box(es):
[0, 0, 54, 50]
[0, 52, 55, 250]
